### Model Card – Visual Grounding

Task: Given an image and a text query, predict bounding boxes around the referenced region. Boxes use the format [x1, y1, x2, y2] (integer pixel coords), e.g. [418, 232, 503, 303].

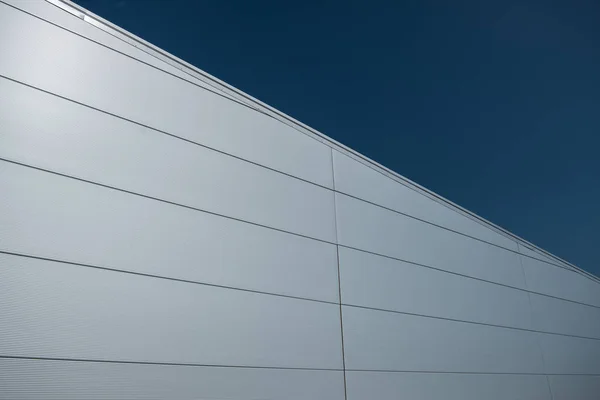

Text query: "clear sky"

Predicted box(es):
[75, 0, 600, 276]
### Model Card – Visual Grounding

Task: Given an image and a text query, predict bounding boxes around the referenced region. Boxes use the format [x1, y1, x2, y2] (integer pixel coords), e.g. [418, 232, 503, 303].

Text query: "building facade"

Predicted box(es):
[1, 1, 599, 399]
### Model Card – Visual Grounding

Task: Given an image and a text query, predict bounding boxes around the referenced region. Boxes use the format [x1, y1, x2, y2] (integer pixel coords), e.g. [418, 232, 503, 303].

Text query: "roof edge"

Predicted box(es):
[50, 0, 599, 283]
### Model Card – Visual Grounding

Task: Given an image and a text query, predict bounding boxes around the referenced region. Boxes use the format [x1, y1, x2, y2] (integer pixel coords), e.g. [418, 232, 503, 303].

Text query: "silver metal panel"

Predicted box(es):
[42, 0, 257, 109]
[529, 293, 600, 339]
[0, 2, 597, 398]
[0, 0, 223, 96]
[339, 247, 533, 329]
[332, 150, 518, 250]
[0, 2, 334, 188]
[345, 371, 551, 400]
[342, 306, 545, 373]
[0, 78, 336, 243]
[0, 253, 343, 369]
[521, 256, 600, 307]
[335, 193, 527, 288]
[0, 161, 339, 303]
[519, 244, 577, 273]
[0, 358, 345, 400]
[539, 334, 600, 374]
[519, 244, 560, 265]
[547, 375, 600, 400]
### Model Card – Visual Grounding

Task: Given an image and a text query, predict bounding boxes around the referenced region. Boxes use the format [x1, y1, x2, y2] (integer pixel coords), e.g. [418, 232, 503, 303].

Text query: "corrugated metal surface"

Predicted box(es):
[1, 0, 599, 398]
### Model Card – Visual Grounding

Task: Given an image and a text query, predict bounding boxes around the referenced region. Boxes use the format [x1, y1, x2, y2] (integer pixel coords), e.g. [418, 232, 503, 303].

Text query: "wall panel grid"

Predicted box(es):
[0, 160, 340, 304]
[0, 73, 596, 308]
[0, 0, 334, 188]
[0, 253, 344, 368]
[1, 0, 248, 108]
[0, 358, 346, 400]
[2, 1, 600, 399]
[0, 76, 337, 244]
[3, 0, 588, 271]
[1, 0, 592, 282]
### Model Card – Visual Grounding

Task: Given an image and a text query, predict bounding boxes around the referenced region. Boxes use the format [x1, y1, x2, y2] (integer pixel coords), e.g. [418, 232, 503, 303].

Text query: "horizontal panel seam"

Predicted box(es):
[342, 303, 600, 342]
[0, 355, 340, 372]
[0, 0, 264, 115]
[340, 148, 596, 281]
[2, 156, 596, 311]
[3, 355, 599, 375]
[41, 0, 342, 158]
[1, 250, 597, 343]
[335, 192, 576, 274]
[339, 245, 600, 311]
[0, 74, 333, 191]
[0, 157, 337, 245]
[0, 74, 585, 278]
[51, 0, 574, 271]
[38, 0, 341, 153]
[56, 5, 262, 112]
[345, 369, 600, 376]
[2, 0, 345, 197]
[34, 0, 600, 283]
[0, 250, 339, 306]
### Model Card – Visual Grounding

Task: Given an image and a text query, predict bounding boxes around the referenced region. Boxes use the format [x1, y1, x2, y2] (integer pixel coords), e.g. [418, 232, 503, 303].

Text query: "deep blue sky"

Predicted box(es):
[75, 0, 599, 275]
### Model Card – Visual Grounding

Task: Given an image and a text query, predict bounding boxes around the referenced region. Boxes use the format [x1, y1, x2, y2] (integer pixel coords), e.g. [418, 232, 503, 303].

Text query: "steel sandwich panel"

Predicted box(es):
[0, 77, 336, 243]
[0, 2, 334, 188]
[0, 253, 343, 369]
[335, 193, 526, 288]
[342, 305, 545, 373]
[338, 246, 533, 329]
[0, 161, 339, 303]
